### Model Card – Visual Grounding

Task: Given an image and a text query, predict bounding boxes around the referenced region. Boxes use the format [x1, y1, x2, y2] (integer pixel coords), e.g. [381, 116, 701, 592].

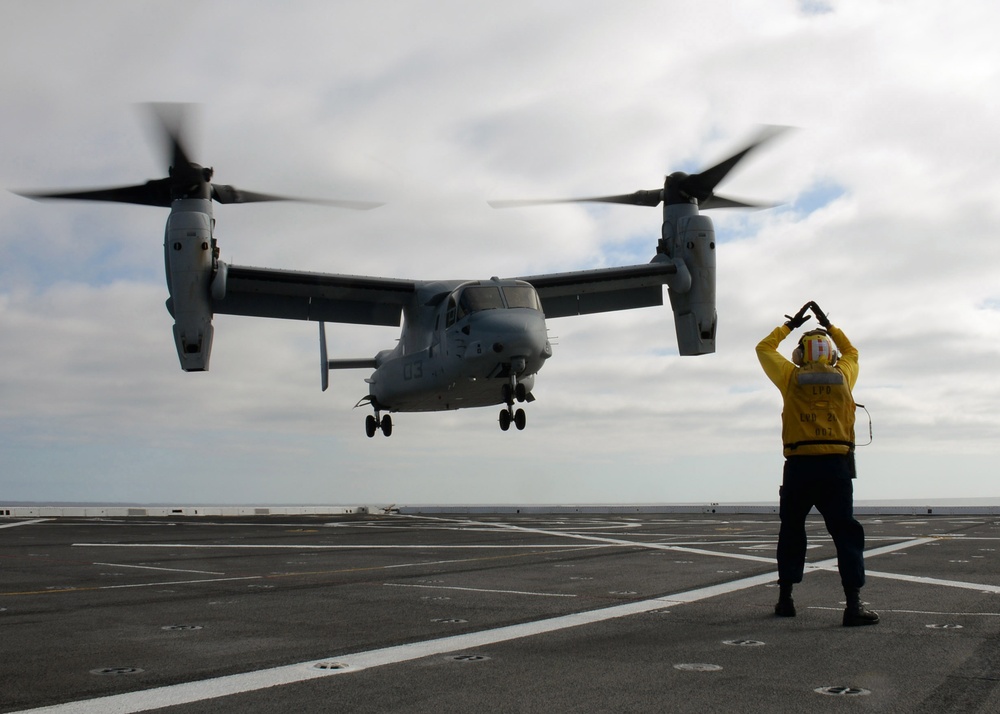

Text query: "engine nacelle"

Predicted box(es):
[665, 213, 716, 355]
[163, 200, 216, 371]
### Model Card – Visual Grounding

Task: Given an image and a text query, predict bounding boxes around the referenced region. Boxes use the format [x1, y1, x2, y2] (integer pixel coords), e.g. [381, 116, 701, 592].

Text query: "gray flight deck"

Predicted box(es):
[3, 510, 1000, 712]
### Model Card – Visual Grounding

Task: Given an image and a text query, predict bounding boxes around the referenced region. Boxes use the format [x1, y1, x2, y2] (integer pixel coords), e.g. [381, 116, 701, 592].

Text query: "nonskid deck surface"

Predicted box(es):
[3, 512, 1000, 712]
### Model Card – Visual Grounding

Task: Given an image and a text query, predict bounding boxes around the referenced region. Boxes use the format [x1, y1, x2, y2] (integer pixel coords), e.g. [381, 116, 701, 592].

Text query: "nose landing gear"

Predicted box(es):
[498, 406, 527, 431]
[365, 411, 393, 438]
[498, 376, 529, 432]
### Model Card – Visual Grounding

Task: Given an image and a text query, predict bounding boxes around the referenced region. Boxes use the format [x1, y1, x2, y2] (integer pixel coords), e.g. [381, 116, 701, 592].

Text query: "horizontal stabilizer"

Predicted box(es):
[327, 359, 378, 370]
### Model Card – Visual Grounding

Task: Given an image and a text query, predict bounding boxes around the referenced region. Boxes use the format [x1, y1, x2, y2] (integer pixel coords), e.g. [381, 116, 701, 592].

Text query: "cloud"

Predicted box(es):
[3, 1, 1000, 505]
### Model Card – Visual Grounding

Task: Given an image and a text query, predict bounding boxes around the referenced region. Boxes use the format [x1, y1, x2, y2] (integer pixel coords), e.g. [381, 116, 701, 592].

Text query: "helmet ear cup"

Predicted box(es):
[792, 345, 804, 366]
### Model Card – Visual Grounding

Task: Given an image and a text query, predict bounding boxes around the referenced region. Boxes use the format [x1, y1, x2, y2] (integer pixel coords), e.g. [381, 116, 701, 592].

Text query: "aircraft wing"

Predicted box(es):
[212, 264, 416, 326]
[515, 261, 677, 318]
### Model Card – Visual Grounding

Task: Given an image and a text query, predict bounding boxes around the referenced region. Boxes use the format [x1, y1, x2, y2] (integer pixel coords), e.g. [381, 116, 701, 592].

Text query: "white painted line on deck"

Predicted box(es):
[655, 545, 774, 563]
[808, 606, 1000, 616]
[74, 543, 607, 550]
[864, 569, 1000, 594]
[0, 519, 51, 529]
[93, 562, 226, 576]
[404, 514, 777, 562]
[383, 582, 578, 598]
[98, 576, 263, 590]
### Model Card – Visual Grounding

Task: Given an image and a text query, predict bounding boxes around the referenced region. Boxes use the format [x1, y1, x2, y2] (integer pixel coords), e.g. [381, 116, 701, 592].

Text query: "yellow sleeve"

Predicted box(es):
[756, 324, 796, 393]
[828, 325, 859, 390]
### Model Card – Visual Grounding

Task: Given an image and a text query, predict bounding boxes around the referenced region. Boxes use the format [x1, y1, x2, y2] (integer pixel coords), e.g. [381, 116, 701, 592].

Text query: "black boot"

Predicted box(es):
[843, 587, 879, 627]
[774, 581, 796, 617]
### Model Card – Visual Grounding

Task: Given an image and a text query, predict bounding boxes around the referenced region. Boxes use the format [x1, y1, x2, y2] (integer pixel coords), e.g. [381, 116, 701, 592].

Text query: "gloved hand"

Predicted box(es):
[784, 303, 812, 329]
[809, 301, 831, 328]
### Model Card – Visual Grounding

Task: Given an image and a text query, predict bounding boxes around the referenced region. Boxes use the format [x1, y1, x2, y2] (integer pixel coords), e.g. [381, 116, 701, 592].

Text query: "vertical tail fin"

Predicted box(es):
[320, 322, 329, 392]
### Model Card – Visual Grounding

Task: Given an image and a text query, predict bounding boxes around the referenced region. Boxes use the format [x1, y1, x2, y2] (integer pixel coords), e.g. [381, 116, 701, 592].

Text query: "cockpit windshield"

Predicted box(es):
[503, 285, 542, 311]
[448, 283, 542, 326]
[458, 286, 505, 317]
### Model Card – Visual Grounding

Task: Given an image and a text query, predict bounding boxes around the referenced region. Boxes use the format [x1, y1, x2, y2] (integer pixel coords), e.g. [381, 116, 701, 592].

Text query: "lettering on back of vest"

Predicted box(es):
[796, 371, 844, 386]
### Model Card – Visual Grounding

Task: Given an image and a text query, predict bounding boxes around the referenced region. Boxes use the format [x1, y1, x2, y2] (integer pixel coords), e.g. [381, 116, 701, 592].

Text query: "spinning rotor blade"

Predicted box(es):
[15, 179, 173, 207]
[211, 184, 383, 209]
[677, 125, 788, 204]
[697, 195, 777, 210]
[13, 103, 383, 210]
[146, 102, 198, 175]
[489, 189, 663, 209]
[490, 125, 788, 210]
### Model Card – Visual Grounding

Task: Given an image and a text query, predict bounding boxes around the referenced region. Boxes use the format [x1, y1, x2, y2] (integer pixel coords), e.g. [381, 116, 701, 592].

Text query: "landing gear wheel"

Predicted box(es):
[500, 375, 527, 432]
[365, 415, 377, 438]
[381, 414, 393, 437]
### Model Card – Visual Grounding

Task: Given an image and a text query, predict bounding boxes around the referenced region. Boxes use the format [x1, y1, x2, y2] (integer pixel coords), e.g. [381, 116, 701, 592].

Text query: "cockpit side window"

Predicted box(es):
[446, 296, 458, 327]
[503, 285, 541, 310]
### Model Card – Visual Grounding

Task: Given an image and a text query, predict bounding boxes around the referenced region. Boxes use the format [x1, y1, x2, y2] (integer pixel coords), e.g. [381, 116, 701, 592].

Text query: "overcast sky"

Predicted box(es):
[2, 0, 999, 506]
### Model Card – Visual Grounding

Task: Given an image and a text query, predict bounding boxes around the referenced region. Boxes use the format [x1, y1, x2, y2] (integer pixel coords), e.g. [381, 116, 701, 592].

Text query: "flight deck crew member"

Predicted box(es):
[756, 301, 879, 627]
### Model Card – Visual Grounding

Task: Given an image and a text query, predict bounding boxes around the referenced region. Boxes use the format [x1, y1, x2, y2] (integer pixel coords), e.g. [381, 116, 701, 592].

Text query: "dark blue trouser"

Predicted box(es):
[777, 454, 866, 589]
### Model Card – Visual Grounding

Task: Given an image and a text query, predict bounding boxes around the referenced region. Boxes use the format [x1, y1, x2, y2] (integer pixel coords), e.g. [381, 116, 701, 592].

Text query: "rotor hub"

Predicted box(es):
[664, 172, 696, 206]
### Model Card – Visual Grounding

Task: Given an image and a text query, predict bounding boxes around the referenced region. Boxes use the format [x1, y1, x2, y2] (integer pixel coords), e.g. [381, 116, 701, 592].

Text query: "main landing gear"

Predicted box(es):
[365, 411, 393, 438]
[498, 377, 528, 432]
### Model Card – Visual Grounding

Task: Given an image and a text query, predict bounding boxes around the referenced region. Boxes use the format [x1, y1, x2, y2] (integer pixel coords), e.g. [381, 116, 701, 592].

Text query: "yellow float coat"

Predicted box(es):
[756, 324, 859, 457]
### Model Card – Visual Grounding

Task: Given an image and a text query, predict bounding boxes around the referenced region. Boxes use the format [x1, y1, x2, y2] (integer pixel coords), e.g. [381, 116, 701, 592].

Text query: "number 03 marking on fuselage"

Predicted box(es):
[403, 361, 424, 381]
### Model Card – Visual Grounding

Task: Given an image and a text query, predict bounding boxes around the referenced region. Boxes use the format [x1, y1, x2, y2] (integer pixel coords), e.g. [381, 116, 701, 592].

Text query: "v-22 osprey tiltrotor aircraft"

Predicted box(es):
[18, 105, 785, 437]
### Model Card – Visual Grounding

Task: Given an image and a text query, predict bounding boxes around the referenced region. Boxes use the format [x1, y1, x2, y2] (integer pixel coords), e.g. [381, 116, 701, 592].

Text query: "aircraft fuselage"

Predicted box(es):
[367, 279, 551, 412]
